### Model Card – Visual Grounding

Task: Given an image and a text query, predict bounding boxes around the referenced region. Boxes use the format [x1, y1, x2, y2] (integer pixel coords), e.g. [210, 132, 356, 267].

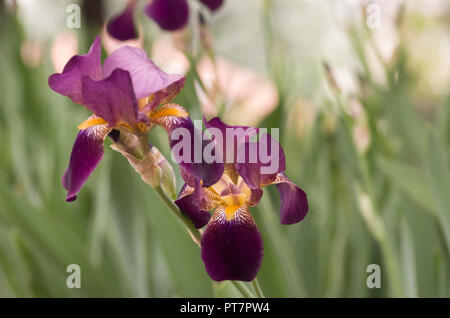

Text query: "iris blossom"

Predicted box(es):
[103, 0, 144, 55]
[48, 35, 197, 201]
[144, 0, 224, 31]
[175, 117, 309, 281]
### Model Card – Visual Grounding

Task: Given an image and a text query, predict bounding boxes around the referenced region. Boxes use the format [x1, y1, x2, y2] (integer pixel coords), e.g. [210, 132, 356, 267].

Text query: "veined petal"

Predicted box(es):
[48, 35, 102, 104]
[235, 132, 285, 189]
[175, 183, 219, 228]
[106, 0, 138, 41]
[263, 173, 308, 225]
[144, 0, 189, 31]
[201, 205, 263, 282]
[148, 103, 189, 132]
[62, 124, 110, 202]
[199, 0, 224, 12]
[81, 68, 138, 128]
[102, 45, 185, 102]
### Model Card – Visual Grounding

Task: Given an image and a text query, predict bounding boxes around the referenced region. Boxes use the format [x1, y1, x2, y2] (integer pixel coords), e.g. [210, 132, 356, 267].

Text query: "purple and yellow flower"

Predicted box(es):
[48, 35, 195, 201]
[144, 0, 224, 31]
[175, 117, 309, 281]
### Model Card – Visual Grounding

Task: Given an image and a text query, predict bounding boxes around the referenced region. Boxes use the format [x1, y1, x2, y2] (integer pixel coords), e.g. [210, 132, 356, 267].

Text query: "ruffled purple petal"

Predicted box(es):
[175, 183, 218, 228]
[144, 0, 189, 31]
[264, 173, 308, 225]
[48, 35, 102, 104]
[235, 132, 286, 189]
[106, 0, 138, 41]
[81, 68, 138, 128]
[62, 125, 110, 202]
[199, 0, 223, 12]
[201, 206, 263, 281]
[102, 46, 185, 102]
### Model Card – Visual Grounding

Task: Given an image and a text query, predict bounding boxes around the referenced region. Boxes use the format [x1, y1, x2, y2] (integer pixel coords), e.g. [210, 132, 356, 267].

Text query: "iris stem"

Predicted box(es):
[153, 186, 258, 298]
[251, 279, 265, 298]
[154, 186, 201, 247]
[231, 281, 254, 298]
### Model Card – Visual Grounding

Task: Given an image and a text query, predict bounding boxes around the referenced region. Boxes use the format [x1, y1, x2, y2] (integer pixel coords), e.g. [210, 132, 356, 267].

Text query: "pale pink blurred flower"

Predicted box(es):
[151, 35, 190, 75]
[350, 98, 371, 154]
[21, 39, 43, 68]
[287, 98, 317, 140]
[196, 56, 279, 126]
[50, 31, 78, 73]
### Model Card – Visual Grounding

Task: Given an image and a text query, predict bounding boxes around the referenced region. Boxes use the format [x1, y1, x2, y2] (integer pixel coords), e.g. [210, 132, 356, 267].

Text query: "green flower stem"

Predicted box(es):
[231, 281, 255, 298]
[154, 186, 201, 247]
[251, 278, 265, 298]
[153, 186, 260, 298]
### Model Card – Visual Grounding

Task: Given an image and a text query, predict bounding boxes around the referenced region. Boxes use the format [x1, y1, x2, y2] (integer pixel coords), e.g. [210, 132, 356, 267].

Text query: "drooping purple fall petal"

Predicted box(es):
[144, 0, 189, 31]
[201, 205, 263, 281]
[264, 173, 308, 225]
[102, 46, 185, 103]
[81, 69, 138, 128]
[106, 0, 138, 41]
[62, 124, 110, 202]
[48, 35, 102, 104]
[199, 0, 224, 12]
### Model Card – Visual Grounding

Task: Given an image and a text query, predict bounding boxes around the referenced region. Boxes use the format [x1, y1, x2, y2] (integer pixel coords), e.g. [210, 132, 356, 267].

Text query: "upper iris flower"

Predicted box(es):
[175, 117, 309, 281]
[144, 0, 224, 31]
[102, 0, 144, 55]
[48, 35, 193, 201]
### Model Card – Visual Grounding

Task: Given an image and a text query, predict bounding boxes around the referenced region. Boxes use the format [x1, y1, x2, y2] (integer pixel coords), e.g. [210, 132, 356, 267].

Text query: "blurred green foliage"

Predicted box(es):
[0, 0, 449, 297]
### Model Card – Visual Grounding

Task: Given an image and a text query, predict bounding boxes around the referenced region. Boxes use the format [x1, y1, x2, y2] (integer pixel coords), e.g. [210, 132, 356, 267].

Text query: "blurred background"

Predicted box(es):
[0, 0, 449, 297]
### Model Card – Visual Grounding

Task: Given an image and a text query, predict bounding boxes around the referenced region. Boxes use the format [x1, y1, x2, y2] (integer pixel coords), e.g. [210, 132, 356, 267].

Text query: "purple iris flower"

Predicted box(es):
[175, 117, 309, 281]
[106, 0, 138, 41]
[144, 0, 224, 31]
[48, 35, 199, 202]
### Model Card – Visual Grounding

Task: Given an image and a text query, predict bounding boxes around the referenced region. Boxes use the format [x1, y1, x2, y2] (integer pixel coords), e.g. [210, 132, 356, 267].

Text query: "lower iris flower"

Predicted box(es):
[175, 117, 309, 281]
[48, 35, 197, 201]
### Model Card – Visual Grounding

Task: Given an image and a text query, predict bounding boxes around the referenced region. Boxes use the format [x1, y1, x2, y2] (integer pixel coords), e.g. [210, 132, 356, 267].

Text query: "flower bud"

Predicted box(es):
[152, 147, 177, 199]
[111, 143, 162, 188]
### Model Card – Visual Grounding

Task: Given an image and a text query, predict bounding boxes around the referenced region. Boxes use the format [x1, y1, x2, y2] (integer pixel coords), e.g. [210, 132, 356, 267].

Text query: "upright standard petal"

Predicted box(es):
[144, 0, 189, 31]
[81, 69, 138, 128]
[103, 46, 185, 103]
[199, 0, 224, 12]
[48, 35, 102, 104]
[201, 206, 263, 281]
[106, 0, 138, 41]
[62, 124, 110, 202]
[152, 106, 224, 187]
[264, 173, 308, 225]
[204, 116, 258, 164]
[235, 132, 285, 189]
